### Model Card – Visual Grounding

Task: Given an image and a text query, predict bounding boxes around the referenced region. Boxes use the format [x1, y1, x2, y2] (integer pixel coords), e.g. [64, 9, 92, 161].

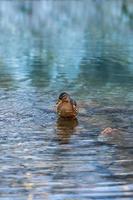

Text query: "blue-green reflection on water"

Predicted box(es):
[0, 1, 133, 200]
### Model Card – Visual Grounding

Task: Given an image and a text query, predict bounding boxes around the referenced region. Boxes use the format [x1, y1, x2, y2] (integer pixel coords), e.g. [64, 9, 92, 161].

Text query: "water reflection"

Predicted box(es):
[29, 55, 51, 88]
[0, 60, 16, 89]
[80, 44, 133, 87]
[56, 118, 78, 144]
[0, 1, 133, 200]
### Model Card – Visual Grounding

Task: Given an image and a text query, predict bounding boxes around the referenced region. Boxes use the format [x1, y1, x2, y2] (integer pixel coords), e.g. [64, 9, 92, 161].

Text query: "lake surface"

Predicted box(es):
[0, 1, 133, 200]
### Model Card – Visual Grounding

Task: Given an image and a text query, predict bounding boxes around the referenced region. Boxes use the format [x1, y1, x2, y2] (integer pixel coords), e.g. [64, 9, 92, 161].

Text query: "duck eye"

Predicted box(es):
[59, 92, 68, 100]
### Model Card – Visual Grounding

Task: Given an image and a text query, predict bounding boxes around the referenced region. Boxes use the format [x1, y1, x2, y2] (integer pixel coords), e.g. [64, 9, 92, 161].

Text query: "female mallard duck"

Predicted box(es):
[56, 92, 78, 118]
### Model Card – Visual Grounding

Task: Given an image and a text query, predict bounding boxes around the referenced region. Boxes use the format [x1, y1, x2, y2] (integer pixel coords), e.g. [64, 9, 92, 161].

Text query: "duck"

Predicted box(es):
[56, 92, 78, 119]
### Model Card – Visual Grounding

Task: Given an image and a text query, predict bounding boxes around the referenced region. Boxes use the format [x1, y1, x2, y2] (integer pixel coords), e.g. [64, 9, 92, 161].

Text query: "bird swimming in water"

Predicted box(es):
[56, 92, 78, 119]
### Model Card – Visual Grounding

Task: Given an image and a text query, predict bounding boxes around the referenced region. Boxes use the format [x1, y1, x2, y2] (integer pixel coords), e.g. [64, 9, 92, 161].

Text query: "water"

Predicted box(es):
[0, 1, 133, 200]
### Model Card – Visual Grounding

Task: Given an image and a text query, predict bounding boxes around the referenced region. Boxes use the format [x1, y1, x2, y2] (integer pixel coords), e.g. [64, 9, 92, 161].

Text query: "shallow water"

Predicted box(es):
[0, 1, 133, 200]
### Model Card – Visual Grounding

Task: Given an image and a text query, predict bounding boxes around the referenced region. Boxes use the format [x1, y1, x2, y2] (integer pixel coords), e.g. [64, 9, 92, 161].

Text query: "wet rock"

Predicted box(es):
[101, 127, 119, 135]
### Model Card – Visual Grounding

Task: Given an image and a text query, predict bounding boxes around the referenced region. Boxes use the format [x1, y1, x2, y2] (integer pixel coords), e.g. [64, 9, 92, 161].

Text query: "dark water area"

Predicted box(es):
[0, 1, 133, 200]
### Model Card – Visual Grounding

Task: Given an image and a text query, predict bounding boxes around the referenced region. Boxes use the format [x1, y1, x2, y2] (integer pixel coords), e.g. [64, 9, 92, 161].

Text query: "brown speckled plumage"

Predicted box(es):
[56, 92, 78, 118]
